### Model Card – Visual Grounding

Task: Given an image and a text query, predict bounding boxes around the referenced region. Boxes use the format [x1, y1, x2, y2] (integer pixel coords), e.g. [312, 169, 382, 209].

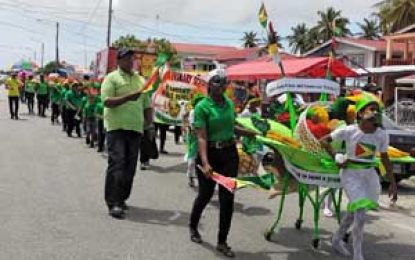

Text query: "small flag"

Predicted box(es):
[258, 3, 268, 28]
[141, 52, 172, 94]
[332, 19, 342, 37]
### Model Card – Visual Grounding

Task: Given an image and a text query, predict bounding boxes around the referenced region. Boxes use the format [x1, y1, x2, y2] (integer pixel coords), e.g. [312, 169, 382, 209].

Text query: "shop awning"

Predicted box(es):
[226, 57, 358, 81]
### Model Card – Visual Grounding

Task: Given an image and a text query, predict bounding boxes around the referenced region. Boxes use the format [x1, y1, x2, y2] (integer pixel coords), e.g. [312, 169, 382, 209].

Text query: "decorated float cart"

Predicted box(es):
[234, 78, 415, 249]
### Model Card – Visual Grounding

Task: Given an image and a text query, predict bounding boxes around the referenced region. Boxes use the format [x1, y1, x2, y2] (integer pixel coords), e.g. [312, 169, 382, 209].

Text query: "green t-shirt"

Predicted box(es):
[50, 84, 62, 104]
[81, 96, 88, 109]
[84, 102, 97, 119]
[25, 80, 36, 93]
[95, 101, 104, 116]
[193, 96, 235, 142]
[37, 82, 49, 95]
[101, 69, 151, 133]
[65, 90, 83, 110]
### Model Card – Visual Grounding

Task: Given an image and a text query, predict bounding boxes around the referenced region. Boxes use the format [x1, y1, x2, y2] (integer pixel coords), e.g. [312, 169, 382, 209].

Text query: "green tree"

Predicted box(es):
[241, 31, 260, 48]
[374, 0, 415, 33]
[112, 34, 147, 49]
[112, 35, 180, 68]
[315, 7, 350, 42]
[38, 61, 64, 74]
[287, 23, 310, 54]
[357, 18, 381, 39]
[305, 27, 324, 51]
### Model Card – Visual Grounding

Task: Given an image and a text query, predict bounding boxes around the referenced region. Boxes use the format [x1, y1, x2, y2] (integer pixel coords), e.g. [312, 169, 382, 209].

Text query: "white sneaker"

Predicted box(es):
[332, 236, 351, 256]
[354, 254, 365, 260]
[324, 208, 334, 218]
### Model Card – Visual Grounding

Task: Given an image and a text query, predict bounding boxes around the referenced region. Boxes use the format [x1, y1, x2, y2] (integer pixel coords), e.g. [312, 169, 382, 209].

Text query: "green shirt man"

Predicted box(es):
[50, 84, 62, 104]
[37, 81, 49, 95]
[25, 79, 36, 94]
[101, 69, 151, 133]
[65, 89, 83, 111]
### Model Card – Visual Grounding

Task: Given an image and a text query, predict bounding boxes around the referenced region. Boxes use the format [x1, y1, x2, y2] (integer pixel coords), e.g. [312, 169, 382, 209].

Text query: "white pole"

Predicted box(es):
[395, 86, 398, 124]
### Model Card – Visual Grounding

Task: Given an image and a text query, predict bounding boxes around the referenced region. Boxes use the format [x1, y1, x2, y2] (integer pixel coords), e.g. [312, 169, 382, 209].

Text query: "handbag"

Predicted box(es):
[142, 130, 159, 160]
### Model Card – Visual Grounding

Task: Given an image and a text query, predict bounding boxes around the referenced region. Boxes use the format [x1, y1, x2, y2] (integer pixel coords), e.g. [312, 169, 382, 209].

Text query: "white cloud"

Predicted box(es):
[0, 0, 381, 68]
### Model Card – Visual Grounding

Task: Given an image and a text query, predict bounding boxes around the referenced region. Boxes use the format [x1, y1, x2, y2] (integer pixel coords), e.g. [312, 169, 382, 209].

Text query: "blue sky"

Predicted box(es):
[0, 0, 380, 70]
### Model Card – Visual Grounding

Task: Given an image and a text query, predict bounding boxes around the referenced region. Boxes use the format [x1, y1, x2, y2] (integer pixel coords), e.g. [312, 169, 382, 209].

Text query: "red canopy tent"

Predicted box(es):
[226, 57, 358, 81]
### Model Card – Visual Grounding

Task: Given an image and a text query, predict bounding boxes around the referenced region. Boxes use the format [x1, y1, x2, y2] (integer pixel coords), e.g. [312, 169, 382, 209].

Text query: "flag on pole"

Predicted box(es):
[267, 21, 284, 75]
[140, 53, 172, 94]
[141, 62, 171, 94]
[258, 3, 268, 28]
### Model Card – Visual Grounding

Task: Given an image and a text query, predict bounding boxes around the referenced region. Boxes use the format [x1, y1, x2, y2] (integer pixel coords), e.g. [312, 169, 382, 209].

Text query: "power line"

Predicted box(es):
[116, 9, 242, 35]
[114, 16, 239, 42]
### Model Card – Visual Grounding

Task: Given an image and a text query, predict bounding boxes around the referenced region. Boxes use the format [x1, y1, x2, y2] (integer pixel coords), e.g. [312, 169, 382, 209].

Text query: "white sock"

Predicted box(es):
[352, 209, 366, 260]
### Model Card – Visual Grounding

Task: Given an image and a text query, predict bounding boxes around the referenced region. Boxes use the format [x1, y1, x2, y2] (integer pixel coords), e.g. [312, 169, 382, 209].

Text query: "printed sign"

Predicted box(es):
[152, 72, 207, 126]
[266, 78, 340, 97]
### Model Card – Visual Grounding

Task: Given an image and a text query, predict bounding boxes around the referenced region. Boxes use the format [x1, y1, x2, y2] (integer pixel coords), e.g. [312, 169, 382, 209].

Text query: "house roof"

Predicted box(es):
[226, 56, 357, 80]
[215, 47, 262, 61]
[395, 23, 415, 34]
[396, 73, 415, 84]
[172, 43, 237, 56]
[304, 37, 406, 56]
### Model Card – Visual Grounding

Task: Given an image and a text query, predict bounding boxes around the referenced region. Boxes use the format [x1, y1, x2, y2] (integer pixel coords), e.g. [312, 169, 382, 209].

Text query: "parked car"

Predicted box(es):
[382, 115, 415, 182]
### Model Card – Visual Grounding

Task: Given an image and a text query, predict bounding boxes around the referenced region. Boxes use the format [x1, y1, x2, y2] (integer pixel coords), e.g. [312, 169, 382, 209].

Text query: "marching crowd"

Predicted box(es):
[3, 49, 399, 259]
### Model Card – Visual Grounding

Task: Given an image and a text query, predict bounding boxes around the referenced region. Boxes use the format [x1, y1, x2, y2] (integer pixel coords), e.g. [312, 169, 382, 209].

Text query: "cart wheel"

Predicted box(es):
[295, 219, 303, 230]
[312, 238, 320, 249]
[343, 232, 351, 243]
[264, 230, 273, 241]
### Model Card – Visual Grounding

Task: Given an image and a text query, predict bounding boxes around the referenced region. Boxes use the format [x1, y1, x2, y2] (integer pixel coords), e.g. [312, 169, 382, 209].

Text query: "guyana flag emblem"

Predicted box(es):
[355, 142, 376, 160]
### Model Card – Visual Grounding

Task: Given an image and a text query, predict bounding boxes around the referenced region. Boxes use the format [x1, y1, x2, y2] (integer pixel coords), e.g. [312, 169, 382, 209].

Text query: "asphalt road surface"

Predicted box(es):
[0, 88, 415, 260]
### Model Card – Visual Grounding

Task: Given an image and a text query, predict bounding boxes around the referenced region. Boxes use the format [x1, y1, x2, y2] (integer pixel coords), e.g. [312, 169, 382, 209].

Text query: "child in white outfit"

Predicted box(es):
[320, 95, 397, 260]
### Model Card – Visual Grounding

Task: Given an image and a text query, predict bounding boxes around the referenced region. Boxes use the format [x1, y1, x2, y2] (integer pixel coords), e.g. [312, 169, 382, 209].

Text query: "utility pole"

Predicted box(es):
[41, 42, 44, 68]
[107, 0, 113, 47]
[56, 22, 60, 71]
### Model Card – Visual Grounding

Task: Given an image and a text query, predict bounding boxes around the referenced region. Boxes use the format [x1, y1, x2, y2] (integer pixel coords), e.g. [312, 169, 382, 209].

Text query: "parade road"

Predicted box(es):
[1, 89, 415, 260]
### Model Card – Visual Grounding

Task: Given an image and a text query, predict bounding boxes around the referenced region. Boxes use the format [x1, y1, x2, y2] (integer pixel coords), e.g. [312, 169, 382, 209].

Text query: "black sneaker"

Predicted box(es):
[216, 243, 235, 258]
[120, 202, 129, 211]
[190, 228, 202, 244]
[160, 150, 169, 154]
[109, 206, 125, 220]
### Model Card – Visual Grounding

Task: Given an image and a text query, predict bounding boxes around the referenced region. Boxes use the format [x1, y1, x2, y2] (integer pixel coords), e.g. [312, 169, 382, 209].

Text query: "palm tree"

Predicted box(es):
[287, 23, 309, 54]
[315, 7, 350, 42]
[357, 18, 381, 39]
[305, 27, 324, 52]
[375, 0, 415, 33]
[241, 31, 260, 48]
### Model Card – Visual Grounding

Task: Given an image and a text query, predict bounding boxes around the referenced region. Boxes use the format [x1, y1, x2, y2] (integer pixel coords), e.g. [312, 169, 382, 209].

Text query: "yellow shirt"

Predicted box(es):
[5, 78, 20, 97]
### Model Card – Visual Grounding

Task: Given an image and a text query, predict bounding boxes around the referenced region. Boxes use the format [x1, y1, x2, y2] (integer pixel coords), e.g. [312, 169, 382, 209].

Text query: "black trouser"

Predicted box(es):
[36, 94, 48, 116]
[8, 96, 19, 118]
[190, 144, 239, 244]
[66, 109, 81, 137]
[105, 130, 141, 208]
[62, 107, 68, 131]
[20, 89, 26, 103]
[155, 123, 168, 151]
[140, 130, 151, 164]
[97, 118, 106, 151]
[174, 126, 181, 143]
[51, 103, 60, 123]
[26, 92, 35, 113]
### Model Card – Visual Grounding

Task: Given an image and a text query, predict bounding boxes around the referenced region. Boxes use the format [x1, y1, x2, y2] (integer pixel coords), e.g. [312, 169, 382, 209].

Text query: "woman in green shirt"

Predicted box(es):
[35, 75, 49, 117]
[65, 83, 83, 137]
[189, 70, 256, 258]
[25, 75, 36, 114]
